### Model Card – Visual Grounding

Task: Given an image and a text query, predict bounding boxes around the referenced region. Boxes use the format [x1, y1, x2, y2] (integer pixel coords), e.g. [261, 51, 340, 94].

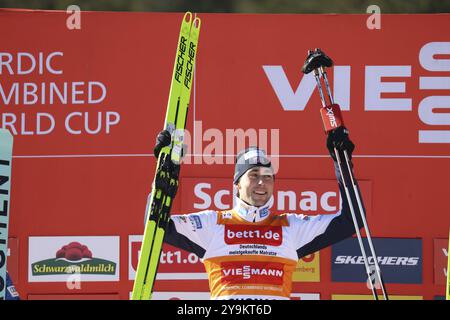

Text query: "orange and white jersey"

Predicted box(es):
[165, 191, 361, 300]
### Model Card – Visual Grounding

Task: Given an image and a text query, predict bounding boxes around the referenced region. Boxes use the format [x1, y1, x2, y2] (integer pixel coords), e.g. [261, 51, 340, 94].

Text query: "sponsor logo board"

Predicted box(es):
[292, 252, 320, 282]
[331, 238, 422, 284]
[129, 235, 206, 280]
[28, 236, 119, 282]
[433, 238, 448, 285]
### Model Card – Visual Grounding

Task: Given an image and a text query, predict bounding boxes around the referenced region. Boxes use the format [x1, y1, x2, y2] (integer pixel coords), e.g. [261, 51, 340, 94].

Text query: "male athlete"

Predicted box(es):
[153, 126, 362, 300]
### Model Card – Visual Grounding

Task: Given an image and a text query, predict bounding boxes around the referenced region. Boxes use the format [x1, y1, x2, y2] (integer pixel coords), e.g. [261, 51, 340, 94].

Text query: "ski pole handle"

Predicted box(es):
[320, 103, 345, 133]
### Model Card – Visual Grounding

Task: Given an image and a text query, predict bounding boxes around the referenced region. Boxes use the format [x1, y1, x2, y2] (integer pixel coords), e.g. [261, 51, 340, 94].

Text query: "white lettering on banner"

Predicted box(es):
[72, 82, 85, 104]
[299, 191, 317, 211]
[37, 113, 55, 135]
[321, 192, 337, 211]
[418, 131, 450, 144]
[160, 250, 200, 265]
[24, 83, 38, 105]
[215, 190, 229, 210]
[419, 77, 450, 90]
[193, 183, 340, 212]
[277, 191, 295, 210]
[1, 111, 120, 136]
[265, 64, 413, 112]
[0, 51, 122, 136]
[419, 42, 450, 71]
[263, 65, 354, 111]
[194, 183, 213, 209]
[2, 113, 55, 136]
[65, 111, 120, 135]
[128, 236, 206, 281]
[0, 52, 63, 75]
[419, 97, 450, 125]
[0, 81, 107, 105]
[333, 66, 351, 111]
[264, 42, 450, 144]
[365, 66, 412, 111]
[262, 66, 316, 111]
[419, 42, 450, 143]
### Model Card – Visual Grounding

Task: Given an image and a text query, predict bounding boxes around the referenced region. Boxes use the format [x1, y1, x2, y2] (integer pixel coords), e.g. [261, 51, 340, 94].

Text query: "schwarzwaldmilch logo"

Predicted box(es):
[31, 241, 116, 276]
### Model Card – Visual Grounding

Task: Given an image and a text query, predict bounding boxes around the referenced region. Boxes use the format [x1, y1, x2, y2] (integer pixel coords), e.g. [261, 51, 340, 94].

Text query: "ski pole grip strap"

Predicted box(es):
[320, 103, 345, 133]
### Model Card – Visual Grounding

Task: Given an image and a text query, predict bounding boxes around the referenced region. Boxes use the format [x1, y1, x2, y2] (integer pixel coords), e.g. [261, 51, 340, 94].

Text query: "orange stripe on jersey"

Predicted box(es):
[204, 255, 297, 299]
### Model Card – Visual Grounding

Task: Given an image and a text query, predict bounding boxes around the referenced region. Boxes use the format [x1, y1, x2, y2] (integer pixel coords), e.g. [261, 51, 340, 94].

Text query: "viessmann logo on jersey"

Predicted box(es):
[221, 261, 284, 285]
[224, 225, 282, 246]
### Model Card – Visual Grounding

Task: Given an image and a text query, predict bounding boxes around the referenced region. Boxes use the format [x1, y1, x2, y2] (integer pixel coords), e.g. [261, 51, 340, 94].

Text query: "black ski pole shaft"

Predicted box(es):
[343, 150, 389, 300]
[313, 69, 328, 107]
[334, 148, 379, 300]
[323, 60, 389, 299]
[321, 68, 334, 105]
[303, 48, 390, 299]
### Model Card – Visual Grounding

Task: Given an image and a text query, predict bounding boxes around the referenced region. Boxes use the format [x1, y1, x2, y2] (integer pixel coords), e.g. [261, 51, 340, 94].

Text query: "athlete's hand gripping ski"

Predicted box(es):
[302, 48, 389, 300]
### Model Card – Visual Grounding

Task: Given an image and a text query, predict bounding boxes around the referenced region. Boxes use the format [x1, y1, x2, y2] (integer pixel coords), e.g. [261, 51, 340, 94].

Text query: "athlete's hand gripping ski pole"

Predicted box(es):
[302, 49, 389, 300]
[131, 12, 201, 300]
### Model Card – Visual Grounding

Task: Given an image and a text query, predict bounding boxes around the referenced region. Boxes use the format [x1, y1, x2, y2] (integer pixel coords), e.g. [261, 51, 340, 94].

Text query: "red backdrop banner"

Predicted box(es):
[1, 9, 449, 299]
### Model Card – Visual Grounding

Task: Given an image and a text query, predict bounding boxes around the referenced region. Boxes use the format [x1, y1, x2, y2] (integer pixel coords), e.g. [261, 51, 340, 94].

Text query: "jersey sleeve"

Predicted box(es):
[163, 210, 217, 258]
[291, 160, 364, 259]
[5, 271, 20, 300]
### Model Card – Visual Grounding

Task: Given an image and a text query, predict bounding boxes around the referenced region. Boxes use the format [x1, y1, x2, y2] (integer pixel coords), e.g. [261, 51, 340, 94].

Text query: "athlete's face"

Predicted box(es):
[237, 167, 274, 207]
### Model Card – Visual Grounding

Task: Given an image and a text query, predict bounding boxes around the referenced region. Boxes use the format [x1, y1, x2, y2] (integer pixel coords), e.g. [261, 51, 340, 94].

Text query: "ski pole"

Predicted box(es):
[319, 62, 388, 300]
[302, 48, 389, 300]
[334, 148, 379, 299]
[318, 66, 380, 299]
[341, 149, 389, 299]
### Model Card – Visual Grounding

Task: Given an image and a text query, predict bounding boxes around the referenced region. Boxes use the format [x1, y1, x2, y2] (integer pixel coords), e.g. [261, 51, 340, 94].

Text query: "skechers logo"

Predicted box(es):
[334, 255, 420, 266]
[224, 225, 282, 246]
